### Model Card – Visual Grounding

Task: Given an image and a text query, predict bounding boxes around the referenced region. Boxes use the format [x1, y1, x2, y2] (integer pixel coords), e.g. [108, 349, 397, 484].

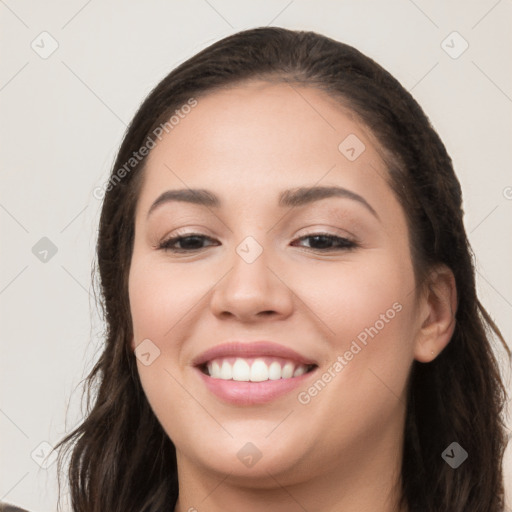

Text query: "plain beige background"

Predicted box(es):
[1, 0, 511, 510]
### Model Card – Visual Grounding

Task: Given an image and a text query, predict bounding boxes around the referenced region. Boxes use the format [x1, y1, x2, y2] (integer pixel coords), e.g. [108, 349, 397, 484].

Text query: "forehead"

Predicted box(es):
[147, 81, 370, 170]
[136, 81, 402, 226]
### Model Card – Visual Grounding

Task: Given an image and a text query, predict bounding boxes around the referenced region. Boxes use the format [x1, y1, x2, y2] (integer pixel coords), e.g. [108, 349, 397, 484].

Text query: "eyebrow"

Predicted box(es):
[146, 186, 380, 221]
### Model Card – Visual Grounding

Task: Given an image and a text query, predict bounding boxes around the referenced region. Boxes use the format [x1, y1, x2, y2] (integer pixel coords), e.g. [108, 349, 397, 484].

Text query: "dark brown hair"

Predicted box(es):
[55, 27, 511, 512]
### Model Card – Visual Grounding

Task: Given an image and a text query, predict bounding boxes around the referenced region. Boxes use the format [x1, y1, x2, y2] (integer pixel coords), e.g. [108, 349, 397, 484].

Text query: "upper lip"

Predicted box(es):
[191, 341, 318, 367]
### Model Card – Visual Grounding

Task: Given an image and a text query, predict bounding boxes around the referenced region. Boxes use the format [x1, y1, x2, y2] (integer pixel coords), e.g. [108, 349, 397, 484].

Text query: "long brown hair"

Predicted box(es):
[55, 27, 511, 512]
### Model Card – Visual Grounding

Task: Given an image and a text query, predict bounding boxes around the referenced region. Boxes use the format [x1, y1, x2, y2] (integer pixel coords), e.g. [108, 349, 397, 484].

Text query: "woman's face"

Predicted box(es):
[128, 81, 429, 487]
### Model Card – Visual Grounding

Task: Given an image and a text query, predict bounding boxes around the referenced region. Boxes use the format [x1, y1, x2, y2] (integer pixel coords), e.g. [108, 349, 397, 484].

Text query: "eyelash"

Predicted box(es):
[157, 232, 358, 253]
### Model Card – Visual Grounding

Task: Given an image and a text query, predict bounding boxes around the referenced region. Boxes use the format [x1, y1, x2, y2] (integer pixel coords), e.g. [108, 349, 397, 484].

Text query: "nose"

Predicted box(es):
[209, 241, 294, 323]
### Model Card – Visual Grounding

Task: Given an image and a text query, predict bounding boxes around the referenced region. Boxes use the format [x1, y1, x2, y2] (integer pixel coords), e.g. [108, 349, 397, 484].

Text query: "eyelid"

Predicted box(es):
[155, 230, 217, 250]
[158, 225, 353, 243]
[294, 223, 353, 237]
[291, 223, 359, 246]
[158, 225, 215, 241]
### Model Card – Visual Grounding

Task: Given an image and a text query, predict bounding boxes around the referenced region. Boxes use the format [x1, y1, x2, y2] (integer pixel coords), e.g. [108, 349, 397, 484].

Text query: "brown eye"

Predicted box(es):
[292, 233, 357, 251]
[158, 234, 218, 252]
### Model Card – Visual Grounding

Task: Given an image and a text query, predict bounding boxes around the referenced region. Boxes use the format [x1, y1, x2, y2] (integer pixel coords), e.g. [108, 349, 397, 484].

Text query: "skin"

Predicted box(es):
[128, 81, 457, 512]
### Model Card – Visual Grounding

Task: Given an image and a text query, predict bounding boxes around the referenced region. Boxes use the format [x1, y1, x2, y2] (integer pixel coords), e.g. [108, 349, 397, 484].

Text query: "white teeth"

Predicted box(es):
[232, 359, 250, 381]
[268, 361, 282, 380]
[293, 365, 306, 377]
[282, 362, 294, 379]
[220, 360, 232, 380]
[205, 357, 311, 382]
[250, 359, 269, 382]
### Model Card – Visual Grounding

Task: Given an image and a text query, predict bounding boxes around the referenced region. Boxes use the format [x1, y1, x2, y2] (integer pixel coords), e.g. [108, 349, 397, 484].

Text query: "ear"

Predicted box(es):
[413, 264, 457, 363]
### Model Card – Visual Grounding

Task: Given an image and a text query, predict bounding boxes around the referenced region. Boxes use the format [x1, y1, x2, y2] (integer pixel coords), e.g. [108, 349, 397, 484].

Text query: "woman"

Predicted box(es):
[54, 27, 510, 512]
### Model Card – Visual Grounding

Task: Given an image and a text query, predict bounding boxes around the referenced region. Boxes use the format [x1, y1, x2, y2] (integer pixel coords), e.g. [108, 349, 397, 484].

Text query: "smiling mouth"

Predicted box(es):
[199, 356, 318, 382]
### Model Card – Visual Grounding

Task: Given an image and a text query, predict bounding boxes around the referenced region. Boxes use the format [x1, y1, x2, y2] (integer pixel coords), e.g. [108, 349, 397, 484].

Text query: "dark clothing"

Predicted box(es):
[0, 503, 30, 512]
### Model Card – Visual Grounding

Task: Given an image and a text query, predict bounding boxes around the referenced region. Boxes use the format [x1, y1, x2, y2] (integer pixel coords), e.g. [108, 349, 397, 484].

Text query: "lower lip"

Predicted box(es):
[195, 367, 317, 405]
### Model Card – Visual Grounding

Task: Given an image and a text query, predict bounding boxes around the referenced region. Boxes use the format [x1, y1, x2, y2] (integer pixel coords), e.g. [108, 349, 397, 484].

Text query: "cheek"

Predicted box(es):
[291, 260, 415, 443]
[128, 255, 206, 346]
[300, 252, 414, 346]
[128, 257, 204, 436]
[296, 251, 416, 411]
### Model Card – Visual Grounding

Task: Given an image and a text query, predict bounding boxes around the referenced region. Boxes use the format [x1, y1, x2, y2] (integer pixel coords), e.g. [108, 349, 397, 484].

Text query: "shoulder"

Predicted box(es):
[0, 503, 31, 512]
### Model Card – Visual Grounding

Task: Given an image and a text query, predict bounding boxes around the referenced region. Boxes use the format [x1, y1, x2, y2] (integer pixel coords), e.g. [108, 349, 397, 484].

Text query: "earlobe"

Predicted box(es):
[413, 265, 457, 363]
